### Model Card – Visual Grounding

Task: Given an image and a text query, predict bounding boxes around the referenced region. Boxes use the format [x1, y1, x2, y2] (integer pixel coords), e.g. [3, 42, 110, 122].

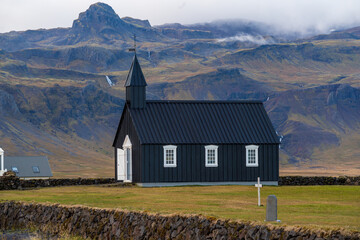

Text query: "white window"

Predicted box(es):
[246, 145, 259, 167]
[163, 145, 177, 167]
[205, 145, 218, 167]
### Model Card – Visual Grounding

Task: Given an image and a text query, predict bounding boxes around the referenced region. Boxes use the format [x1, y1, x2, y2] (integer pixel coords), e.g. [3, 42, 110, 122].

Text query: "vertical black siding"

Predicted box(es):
[126, 86, 146, 109]
[113, 106, 142, 182]
[142, 144, 279, 183]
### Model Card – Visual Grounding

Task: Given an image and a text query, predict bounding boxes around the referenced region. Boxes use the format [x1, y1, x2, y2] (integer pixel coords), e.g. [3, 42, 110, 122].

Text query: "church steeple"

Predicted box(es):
[125, 54, 147, 109]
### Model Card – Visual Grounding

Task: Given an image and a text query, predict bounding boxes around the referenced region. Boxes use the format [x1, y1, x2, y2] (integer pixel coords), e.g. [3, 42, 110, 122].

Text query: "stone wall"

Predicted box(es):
[0, 201, 359, 240]
[0, 175, 115, 190]
[278, 176, 360, 186]
[1, 175, 359, 191]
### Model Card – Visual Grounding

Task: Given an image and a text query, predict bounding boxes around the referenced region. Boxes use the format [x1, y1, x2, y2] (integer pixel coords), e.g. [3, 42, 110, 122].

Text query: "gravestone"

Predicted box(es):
[266, 195, 277, 221]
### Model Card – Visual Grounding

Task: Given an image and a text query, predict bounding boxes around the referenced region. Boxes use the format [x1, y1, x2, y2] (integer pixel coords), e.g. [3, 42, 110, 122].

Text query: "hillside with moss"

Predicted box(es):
[0, 2, 359, 177]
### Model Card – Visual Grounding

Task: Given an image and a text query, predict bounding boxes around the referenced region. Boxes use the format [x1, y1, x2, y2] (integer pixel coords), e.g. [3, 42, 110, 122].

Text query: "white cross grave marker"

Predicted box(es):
[255, 177, 262, 206]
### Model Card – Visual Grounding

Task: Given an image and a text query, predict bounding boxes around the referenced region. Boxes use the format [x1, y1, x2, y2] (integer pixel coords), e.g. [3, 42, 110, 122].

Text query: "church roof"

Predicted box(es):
[127, 100, 280, 144]
[124, 54, 147, 87]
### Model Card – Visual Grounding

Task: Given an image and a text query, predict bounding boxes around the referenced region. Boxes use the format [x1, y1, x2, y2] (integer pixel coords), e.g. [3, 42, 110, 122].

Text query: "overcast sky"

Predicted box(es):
[1, 0, 360, 34]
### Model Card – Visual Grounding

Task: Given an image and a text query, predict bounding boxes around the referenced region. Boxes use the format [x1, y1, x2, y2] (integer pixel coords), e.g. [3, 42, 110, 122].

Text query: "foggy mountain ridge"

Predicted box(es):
[1, 2, 357, 52]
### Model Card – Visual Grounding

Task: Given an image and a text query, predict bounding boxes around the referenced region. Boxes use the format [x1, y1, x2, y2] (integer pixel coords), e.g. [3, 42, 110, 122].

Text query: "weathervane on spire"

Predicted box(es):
[128, 34, 136, 53]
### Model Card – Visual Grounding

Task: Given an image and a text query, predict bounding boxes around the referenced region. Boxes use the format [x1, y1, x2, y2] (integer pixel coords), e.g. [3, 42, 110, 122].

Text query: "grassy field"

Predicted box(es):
[1, 185, 359, 232]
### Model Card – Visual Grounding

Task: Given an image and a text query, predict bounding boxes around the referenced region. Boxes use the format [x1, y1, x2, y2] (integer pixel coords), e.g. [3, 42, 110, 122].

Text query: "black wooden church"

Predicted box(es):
[113, 55, 280, 187]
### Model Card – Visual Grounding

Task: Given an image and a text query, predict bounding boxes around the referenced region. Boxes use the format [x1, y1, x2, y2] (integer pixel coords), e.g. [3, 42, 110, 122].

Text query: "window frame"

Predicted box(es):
[163, 145, 177, 167]
[246, 145, 259, 167]
[205, 145, 218, 167]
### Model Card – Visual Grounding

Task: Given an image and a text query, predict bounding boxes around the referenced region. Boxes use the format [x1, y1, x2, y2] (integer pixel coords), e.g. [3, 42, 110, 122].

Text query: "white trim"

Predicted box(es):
[205, 145, 218, 167]
[138, 181, 278, 187]
[122, 135, 132, 148]
[246, 145, 259, 167]
[22, 177, 51, 180]
[163, 145, 177, 167]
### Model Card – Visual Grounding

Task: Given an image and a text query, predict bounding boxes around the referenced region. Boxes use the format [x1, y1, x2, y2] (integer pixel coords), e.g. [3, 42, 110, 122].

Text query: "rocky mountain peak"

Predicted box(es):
[87, 2, 117, 16]
[72, 2, 125, 32]
[68, 2, 162, 43]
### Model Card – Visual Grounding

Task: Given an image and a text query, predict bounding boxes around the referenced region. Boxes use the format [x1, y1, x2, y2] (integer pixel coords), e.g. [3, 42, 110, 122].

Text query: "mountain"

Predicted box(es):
[148, 68, 272, 100]
[0, 3, 286, 52]
[156, 19, 283, 40]
[0, 2, 359, 177]
[0, 2, 164, 51]
[310, 26, 360, 40]
[210, 42, 360, 90]
[266, 84, 360, 163]
[0, 83, 124, 177]
[69, 2, 164, 44]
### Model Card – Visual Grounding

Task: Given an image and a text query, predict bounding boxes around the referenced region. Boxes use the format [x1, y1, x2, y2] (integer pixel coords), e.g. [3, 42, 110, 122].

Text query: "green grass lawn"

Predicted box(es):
[1, 185, 359, 231]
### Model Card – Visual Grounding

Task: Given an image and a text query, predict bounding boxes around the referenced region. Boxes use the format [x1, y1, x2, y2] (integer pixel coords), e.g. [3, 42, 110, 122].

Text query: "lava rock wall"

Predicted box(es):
[0, 201, 359, 240]
[0, 175, 115, 190]
[278, 176, 360, 185]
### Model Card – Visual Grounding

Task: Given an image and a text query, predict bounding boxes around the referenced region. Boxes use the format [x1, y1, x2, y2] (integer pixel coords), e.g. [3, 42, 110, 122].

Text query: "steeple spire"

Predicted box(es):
[124, 54, 147, 87]
[125, 55, 147, 109]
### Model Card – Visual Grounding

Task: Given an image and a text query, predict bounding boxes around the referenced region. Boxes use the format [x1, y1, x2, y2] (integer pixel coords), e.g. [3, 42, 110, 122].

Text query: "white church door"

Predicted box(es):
[122, 135, 132, 182]
[117, 148, 125, 181]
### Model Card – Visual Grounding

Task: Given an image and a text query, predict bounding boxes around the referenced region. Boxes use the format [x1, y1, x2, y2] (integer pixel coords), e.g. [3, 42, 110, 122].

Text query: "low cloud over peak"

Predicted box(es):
[0, 0, 360, 36]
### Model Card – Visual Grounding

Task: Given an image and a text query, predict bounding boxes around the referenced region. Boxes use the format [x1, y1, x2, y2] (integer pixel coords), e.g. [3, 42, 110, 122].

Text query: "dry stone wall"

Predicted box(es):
[0, 201, 359, 240]
[0, 175, 115, 190]
[278, 176, 360, 186]
[1, 175, 359, 191]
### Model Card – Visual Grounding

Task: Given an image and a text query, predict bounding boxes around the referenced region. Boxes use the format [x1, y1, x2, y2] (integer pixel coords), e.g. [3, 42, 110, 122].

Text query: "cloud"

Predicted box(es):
[217, 34, 275, 45]
[178, 2, 186, 9]
[233, 0, 360, 36]
[0, 0, 360, 36]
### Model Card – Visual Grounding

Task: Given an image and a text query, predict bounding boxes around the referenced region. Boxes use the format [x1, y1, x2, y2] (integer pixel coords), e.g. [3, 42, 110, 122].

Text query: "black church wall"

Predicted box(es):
[141, 144, 278, 183]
